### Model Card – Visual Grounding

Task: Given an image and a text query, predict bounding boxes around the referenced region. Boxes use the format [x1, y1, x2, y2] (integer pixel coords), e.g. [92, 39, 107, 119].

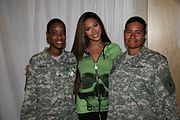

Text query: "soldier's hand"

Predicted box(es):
[25, 65, 31, 77]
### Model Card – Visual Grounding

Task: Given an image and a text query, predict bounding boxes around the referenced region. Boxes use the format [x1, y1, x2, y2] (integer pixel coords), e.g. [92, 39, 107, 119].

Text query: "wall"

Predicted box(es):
[148, 0, 180, 112]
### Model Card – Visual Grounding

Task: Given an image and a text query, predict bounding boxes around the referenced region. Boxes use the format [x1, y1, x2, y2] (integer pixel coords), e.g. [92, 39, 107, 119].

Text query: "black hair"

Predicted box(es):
[125, 16, 147, 32]
[46, 18, 66, 33]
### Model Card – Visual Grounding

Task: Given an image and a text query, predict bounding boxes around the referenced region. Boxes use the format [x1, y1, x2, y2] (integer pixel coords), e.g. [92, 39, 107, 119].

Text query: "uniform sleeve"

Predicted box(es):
[109, 43, 122, 60]
[154, 58, 179, 120]
[21, 62, 38, 120]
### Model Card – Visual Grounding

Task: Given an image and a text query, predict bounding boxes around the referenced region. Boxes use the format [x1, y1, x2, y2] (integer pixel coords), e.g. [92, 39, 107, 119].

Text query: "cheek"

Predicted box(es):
[85, 32, 91, 38]
[137, 36, 145, 42]
[61, 35, 66, 39]
[124, 38, 129, 45]
[63, 36, 66, 42]
[124, 35, 130, 41]
[85, 31, 90, 35]
[124, 33, 131, 38]
[136, 38, 145, 46]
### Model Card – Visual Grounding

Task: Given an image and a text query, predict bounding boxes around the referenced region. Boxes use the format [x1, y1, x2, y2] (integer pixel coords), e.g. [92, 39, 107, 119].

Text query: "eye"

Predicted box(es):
[94, 23, 99, 27]
[135, 30, 143, 34]
[60, 30, 65, 36]
[84, 27, 90, 31]
[50, 31, 58, 36]
[49, 30, 65, 37]
[125, 30, 132, 34]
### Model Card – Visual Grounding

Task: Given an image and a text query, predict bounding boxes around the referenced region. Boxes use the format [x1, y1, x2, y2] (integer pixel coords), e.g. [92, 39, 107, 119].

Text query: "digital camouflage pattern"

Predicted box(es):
[21, 48, 77, 120]
[108, 46, 179, 120]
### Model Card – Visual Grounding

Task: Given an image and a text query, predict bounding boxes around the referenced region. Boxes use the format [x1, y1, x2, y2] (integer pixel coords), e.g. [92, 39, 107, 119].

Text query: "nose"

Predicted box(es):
[92, 27, 96, 33]
[57, 33, 63, 39]
[130, 32, 135, 38]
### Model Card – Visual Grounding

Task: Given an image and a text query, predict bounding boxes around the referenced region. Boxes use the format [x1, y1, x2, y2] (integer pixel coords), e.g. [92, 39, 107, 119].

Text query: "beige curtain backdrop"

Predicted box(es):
[0, 0, 147, 120]
[148, 0, 180, 113]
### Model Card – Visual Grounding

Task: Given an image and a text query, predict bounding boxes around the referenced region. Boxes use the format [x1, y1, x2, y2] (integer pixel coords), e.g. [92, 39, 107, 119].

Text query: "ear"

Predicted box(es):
[46, 32, 50, 44]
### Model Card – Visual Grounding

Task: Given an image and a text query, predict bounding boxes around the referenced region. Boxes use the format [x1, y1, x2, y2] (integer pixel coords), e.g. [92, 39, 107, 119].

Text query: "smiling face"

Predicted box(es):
[124, 21, 145, 54]
[84, 18, 102, 43]
[46, 22, 66, 51]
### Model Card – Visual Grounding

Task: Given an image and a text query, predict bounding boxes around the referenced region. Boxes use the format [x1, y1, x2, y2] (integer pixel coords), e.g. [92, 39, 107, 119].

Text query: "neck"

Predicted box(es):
[128, 47, 141, 56]
[88, 40, 104, 49]
[47, 47, 62, 57]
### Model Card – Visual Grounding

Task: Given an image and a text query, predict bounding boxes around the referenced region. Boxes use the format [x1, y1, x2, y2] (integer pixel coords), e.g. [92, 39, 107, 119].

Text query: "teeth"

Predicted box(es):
[93, 34, 98, 38]
[57, 41, 62, 44]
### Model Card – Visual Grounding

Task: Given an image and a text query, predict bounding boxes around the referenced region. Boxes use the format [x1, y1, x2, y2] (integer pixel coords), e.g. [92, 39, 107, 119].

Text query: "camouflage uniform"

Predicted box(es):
[21, 48, 77, 120]
[108, 46, 179, 120]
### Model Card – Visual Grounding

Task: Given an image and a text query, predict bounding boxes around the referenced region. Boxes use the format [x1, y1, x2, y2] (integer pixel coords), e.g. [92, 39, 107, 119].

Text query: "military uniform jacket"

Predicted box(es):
[76, 43, 121, 114]
[21, 48, 77, 120]
[108, 46, 179, 120]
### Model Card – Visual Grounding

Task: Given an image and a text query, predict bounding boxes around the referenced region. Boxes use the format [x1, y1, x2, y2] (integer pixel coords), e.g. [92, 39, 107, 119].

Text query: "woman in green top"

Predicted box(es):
[71, 12, 121, 120]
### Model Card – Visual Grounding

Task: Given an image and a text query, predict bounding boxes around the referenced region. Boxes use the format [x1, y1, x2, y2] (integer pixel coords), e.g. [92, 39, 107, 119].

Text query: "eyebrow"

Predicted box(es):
[84, 21, 99, 28]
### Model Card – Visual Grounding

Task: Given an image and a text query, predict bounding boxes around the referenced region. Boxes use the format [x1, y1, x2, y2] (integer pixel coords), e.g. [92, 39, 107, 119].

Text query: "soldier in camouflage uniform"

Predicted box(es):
[21, 18, 77, 120]
[108, 16, 179, 120]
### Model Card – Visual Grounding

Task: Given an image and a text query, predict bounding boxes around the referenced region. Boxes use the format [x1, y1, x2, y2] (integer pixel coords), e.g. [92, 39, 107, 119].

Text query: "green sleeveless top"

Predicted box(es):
[76, 43, 121, 114]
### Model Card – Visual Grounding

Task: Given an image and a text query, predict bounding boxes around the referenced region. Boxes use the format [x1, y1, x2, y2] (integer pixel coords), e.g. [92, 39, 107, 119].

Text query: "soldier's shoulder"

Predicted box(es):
[29, 51, 46, 63]
[64, 50, 77, 63]
[150, 50, 167, 62]
[143, 47, 167, 62]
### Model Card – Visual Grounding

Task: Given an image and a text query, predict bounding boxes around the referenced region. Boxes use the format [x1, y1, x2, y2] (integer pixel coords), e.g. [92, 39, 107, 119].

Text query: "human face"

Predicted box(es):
[124, 22, 145, 51]
[84, 18, 102, 43]
[46, 22, 66, 50]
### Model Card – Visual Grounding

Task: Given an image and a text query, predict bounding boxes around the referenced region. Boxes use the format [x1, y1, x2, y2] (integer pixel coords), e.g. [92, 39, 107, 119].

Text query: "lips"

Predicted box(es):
[128, 39, 138, 43]
[55, 41, 64, 46]
[92, 33, 99, 38]
[56, 41, 63, 44]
